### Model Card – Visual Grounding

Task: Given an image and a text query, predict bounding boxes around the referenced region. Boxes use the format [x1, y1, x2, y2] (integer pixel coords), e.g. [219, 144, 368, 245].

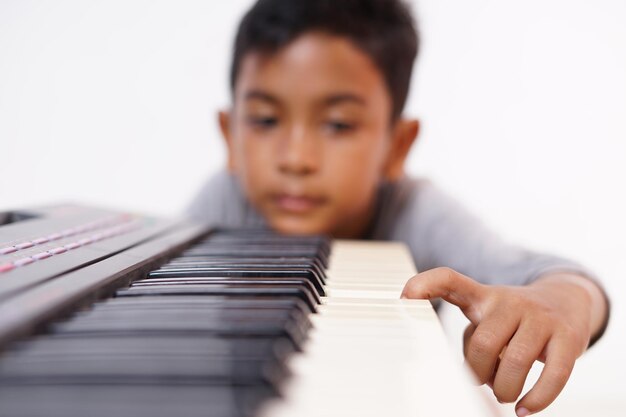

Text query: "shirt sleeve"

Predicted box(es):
[388, 178, 597, 287]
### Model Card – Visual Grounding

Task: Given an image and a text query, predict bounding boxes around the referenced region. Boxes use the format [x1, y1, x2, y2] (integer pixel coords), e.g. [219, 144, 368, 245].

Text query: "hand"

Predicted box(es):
[401, 267, 606, 416]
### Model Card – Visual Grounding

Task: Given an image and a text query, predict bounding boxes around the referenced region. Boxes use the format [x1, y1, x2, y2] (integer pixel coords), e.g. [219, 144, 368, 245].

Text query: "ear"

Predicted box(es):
[383, 118, 420, 181]
[218, 110, 237, 173]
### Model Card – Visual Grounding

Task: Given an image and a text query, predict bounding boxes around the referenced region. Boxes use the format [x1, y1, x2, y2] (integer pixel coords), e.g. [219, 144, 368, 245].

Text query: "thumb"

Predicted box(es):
[463, 323, 477, 358]
[401, 267, 485, 322]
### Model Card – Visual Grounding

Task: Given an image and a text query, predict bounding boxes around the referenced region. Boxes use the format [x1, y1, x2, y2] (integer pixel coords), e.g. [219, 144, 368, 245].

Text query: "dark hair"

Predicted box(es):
[230, 0, 419, 120]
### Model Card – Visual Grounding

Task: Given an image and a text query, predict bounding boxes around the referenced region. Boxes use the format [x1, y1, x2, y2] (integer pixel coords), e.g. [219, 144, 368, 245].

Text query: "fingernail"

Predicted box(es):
[516, 407, 529, 417]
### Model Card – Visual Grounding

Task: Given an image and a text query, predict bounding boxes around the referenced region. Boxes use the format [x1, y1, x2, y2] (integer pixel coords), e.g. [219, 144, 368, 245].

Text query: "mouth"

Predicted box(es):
[272, 193, 327, 214]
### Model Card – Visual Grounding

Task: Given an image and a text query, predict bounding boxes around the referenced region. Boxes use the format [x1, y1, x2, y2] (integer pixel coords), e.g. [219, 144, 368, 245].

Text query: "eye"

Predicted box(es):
[246, 116, 279, 129]
[325, 120, 356, 134]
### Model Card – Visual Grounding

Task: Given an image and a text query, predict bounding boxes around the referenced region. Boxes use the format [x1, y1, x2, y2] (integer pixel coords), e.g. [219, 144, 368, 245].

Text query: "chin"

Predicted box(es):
[269, 217, 330, 236]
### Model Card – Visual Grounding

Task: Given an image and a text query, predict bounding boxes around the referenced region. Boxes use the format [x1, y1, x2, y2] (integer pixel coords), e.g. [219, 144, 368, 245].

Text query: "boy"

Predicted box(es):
[188, 1, 610, 416]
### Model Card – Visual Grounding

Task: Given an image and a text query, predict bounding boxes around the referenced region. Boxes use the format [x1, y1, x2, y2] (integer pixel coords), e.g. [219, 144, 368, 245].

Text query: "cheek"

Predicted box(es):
[323, 138, 389, 203]
[233, 135, 273, 180]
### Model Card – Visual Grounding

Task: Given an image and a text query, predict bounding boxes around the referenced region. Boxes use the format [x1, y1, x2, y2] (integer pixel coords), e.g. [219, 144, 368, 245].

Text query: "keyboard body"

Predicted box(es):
[0, 204, 494, 417]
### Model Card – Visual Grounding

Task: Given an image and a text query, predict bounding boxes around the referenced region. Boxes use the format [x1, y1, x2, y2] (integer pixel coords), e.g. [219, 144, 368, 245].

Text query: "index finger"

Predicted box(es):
[401, 267, 485, 313]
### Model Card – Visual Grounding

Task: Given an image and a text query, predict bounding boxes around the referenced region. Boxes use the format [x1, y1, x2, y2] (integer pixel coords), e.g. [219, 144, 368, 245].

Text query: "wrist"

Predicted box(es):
[532, 272, 609, 347]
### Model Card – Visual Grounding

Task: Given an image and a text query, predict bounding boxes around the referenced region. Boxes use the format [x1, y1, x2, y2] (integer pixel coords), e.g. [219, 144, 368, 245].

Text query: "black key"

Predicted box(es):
[138, 274, 324, 298]
[48, 314, 308, 350]
[127, 279, 321, 306]
[47, 306, 308, 349]
[63, 307, 311, 340]
[5, 335, 294, 361]
[0, 355, 288, 388]
[0, 385, 271, 417]
[91, 295, 312, 316]
[116, 283, 319, 313]
[181, 247, 328, 268]
[204, 230, 330, 250]
[163, 257, 327, 282]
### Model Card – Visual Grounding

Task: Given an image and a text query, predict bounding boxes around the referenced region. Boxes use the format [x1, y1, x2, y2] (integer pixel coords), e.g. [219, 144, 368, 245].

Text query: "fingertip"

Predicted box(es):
[401, 275, 421, 299]
[516, 406, 530, 417]
[399, 284, 411, 299]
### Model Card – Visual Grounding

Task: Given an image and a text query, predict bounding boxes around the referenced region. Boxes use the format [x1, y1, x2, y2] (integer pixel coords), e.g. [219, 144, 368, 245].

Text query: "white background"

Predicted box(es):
[1, 1, 625, 415]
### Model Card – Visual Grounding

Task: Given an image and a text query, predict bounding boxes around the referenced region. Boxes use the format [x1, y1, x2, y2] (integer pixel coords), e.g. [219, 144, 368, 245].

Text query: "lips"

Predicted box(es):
[273, 193, 326, 213]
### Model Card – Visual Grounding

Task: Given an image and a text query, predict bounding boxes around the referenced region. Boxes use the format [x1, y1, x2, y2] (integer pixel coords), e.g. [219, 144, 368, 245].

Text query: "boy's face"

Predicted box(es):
[221, 32, 418, 238]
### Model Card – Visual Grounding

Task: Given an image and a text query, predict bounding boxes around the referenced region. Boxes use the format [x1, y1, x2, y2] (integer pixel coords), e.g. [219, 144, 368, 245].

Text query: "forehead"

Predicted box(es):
[234, 32, 391, 109]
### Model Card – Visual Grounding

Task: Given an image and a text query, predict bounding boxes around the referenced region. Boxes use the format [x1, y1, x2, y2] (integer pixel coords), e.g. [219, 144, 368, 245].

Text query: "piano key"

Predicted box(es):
[126, 280, 321, 307]
[136, 275, 324, 298]
[63, 307, 311, 337]
[0, 355, 289, 388]
[48, 314, 309, 351]
[6, 336, 294, 361]
[116, 284, 319, 313]
[163, 257, 327, 281]
[73, 300, 307, 317]
[0, 385, 273, 417]
[157, 259, 326, 276]
[181, 247, 328, 267]
[90, 295, 312, 315]
[203, 230, 330, 250]
[148, 267, 326, 295]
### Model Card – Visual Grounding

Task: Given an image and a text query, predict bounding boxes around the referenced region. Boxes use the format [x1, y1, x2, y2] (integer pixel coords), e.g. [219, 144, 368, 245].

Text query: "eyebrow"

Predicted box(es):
[324, 93, 366, 107]
[243, 90, 366, 107]
[244, 90, 280, 105]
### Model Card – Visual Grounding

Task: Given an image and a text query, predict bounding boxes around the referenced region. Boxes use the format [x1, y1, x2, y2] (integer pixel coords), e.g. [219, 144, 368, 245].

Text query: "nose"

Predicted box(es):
[277, 126, 320, 176]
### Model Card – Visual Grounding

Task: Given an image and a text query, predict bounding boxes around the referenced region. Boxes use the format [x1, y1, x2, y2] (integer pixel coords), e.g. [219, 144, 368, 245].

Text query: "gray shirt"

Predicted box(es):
[186, 170, 593, 287]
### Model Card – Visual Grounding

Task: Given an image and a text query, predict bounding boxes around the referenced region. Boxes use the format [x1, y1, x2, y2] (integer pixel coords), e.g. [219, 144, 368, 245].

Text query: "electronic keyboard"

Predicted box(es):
[0, 204, 494, 417]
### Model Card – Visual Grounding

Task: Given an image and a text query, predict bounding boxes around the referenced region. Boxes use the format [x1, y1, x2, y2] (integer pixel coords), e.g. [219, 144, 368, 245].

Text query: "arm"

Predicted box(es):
[389, 179, 596, 288]
[401, 268, 609, 416]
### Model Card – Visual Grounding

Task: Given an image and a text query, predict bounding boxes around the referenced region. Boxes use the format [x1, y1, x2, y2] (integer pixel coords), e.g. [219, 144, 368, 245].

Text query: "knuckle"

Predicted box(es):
[438, 266, 459, 282]
[470, 330, 499, 358]
[435, 267, 457, 283]
[504, 347, 531, 371]
[432, 267, 458, 298]
[436, 266, 455, 276]
[548, 364, 571, 386]
[541, 309, 560, 325]
[559, 325, 588, 353]
[560, 324, 579, 340]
